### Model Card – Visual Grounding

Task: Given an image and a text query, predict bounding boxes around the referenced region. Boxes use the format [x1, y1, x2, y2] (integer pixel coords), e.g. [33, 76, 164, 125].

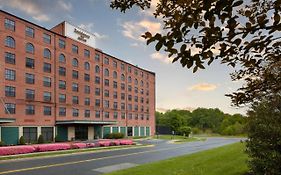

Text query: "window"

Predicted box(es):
[128, 95, 132, 101]
[95, 99, 100, 107]
[72, 58, 78, 67]
[5, 52, 15, 64]
[95, 76, 100, 84]
[104, 79, 109, 86]
[59, 80, 66, 89]
[5, 19, 15, 31]
[26, 43, 34, 54]
[128, 113, 132, 120]
[134, 104, 138, 111]
[5, 86, 16, 97]
[141, 71, 144, 77]
[128, 85, 132, 92]
[140, 80, 144, 87]
[72, 83, 79, 92]
[84, 73, 90, 81]
[72, 44, 78, 54]
[25, 73, 35, 84]
[146, 115, 149, 120]
[141, 89, 144, 94]
[113, 81, 117, 88]
[128, 104, 132, 110]
[43, 77, 51, 87]
[104, 112, 109, 118]
[146, 98, 149, 104]
[121, 83, 125, 90]
[85, 98, 90, 105]
[121, 112, 125, 119]
[104, 57, 109, 65]
[141, 97, 144, 103]
[43, 33, 51, 44]
[113, 102, 118, 109]
[113, 61, 117, 68]
[41, 127, 54, 142]
[95, 65, 100, 73]
[73, 108, 79, 117]
[135, 87, 138, 93]
[84, 49, 90, 57]
[59, 54, 65, 63]
[121, 74, 125, 81]
[114, 112, 118, 119]
[72, 70, 79, 79]
[5, 103, 16, 114]
[104, 90, 109, 97]
[141, 106, 144, 112]
[25, 27, 34, 37]
[121, 93, 125, 100]
[84, 85, 90, 94]
[134, 96, 138, 102]
[135, 79, 138, 85]
[134, 69, 138, 75]
[25, 89, 34, 100]
[44, 48, 51, 59]
[72, 96, 79, 104]
[43, 92, 51, 102]
[95, 111, 100, 118]
[5, 36, 15, 48]
[43, 63, 51, 73]
[95, 54, 100, 62]
[59, 67, 66, 76]
[43, 106, 51, 116]
[59, 94, 66, 103]
[26, 58, 34, 68]
[84, 62, 90, 70]
[128, 66, 131, 73]
[113, 71, 117, 79]
[121, 103, 125, 110]
[26, 105, 35, 115]
[113, 91, 117, 99]
[121, 63, 125, 70]
[104, 68, 109, 77]
[104, 100, 109, 108]
[59, 107, 66, 116]
[146, 90, 149, 96]
[146, 82, 149, 88]
[95, 88, 100, 96]
[135, 114, 139, 120]
[59, 39, 65, 49]
[23, 127, 37, 143]
[128, 76, 132, 83]
[84, 110, 90, 118]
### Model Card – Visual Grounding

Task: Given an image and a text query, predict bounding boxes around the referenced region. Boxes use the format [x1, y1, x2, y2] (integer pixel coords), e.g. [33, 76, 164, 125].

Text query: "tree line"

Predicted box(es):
[156, 108, 247, 136]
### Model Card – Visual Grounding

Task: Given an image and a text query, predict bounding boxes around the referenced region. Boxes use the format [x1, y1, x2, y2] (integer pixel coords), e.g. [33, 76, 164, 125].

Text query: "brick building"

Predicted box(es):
[0, 10, 155, 145]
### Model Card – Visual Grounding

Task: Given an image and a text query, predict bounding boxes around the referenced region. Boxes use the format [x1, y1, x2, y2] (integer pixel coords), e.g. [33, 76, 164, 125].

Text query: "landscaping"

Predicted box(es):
[106, 142, 248, 175]
[0, 139, 134, 157]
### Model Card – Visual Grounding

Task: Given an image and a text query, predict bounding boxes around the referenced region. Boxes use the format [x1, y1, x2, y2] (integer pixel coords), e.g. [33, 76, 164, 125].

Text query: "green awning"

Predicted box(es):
[0, 118, 16, 123]
[56, 120, 117, 125]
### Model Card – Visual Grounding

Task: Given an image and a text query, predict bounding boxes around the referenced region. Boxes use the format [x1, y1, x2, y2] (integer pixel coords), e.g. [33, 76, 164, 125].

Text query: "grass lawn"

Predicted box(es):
[152, 135, 206, 143]
[106, 142, 248, 175]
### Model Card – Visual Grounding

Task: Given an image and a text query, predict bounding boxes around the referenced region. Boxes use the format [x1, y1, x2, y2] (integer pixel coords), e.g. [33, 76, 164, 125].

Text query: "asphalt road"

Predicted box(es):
[0, 137, 243, 175]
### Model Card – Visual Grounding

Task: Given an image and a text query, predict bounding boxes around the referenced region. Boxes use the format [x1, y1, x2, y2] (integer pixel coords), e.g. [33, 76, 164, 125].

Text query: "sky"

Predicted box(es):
[0, 0, 247, 115]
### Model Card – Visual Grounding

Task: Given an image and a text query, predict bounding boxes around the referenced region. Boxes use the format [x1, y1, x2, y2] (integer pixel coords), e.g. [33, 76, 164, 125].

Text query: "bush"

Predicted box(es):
[37, 135, 45, 144]
[19, 136, 26, 145]
[0, 145, 35, 156]
[246, 97, 281, 174]
[36, 143, 71, 152]
[178, 126, 191, 137]
[104, 132, 124, 139]
[70, 143, 87, 149]
[191, 127, 201, 135]
[0, 141, 5, 146]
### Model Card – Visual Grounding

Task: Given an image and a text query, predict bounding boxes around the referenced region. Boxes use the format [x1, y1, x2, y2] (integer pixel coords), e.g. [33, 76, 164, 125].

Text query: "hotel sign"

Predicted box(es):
[64, 22, 96, 48]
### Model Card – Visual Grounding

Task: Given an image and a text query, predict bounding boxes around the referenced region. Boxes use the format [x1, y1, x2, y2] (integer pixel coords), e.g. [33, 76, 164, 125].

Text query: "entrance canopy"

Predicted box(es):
[56, 120, 117, 125]
[0, 118, 15, 123]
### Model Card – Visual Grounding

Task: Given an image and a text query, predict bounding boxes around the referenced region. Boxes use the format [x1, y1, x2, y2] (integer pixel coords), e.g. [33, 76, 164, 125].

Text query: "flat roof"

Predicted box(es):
[0, 10, 155, 75]
[56, 120, 117, 125]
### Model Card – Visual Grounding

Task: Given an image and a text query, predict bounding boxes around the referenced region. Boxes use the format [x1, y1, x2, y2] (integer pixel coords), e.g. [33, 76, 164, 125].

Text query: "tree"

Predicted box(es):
[178, 126, 192, 137]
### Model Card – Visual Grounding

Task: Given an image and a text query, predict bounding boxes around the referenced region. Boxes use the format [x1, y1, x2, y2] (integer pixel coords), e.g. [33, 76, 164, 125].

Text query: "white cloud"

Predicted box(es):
[78, 23, 108, 40]
[151, 52, 173, 64]
[0, 0, 73, 22]
[188, 83, 218, 91]
[121, 19, 161, 42]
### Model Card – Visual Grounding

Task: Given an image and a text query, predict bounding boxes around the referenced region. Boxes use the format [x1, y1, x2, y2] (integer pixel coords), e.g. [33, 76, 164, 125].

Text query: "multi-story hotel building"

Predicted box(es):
[0, 10, 155, 145]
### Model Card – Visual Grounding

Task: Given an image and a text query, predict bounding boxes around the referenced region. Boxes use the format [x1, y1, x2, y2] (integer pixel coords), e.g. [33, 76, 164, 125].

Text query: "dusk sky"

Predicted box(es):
[0, 0, 247, 114]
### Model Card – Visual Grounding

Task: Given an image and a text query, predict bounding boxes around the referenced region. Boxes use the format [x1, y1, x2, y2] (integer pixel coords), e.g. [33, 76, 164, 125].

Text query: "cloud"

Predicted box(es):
[188, 83, 218, 91]
[150, 52, 173, 64]
[0, 0, 73, 22]
[121, 19, 161, 42]
[78, 23, 108, 40]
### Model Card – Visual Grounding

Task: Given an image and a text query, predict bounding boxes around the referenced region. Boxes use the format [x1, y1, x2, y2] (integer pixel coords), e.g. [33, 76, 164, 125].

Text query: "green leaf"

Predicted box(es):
[155, 41, 163, 51]
[233, 0, 243, 7]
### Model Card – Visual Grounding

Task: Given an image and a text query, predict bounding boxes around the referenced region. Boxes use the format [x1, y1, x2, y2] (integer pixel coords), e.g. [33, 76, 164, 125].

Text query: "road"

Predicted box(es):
[0, 137, 243, 175]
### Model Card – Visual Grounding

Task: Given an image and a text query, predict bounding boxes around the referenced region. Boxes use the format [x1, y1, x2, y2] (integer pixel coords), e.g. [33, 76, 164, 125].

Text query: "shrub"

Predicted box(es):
[119, 139, 133, 145]
[98, 140, 111, 147]
[71, 143, 87, 149]
[104, 132, 124, 139]
[0, 145, 35, 156]
[0, 141, 5, 146]
[178, 126, 191, 137]
[37, 135, 45, 144]
[35, 143, 71, 152]
[19, 136, 26, 145]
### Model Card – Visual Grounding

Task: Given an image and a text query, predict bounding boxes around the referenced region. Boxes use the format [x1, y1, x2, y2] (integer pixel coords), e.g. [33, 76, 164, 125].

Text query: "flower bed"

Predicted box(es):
[0, 139, 134, 156]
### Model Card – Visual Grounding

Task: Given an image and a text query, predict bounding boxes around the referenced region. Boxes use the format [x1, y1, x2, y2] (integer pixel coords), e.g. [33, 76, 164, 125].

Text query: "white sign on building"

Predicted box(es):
[64, 22, 96, 48]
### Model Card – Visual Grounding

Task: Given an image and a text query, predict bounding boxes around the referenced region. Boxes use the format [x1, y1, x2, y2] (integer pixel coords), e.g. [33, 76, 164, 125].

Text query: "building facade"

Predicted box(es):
[0, 10, 155, 145]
